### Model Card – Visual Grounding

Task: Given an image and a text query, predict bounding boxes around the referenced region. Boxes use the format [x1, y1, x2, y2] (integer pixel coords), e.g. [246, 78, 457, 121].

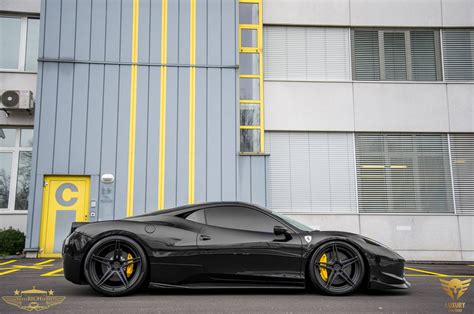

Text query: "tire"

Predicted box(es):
[308, 240, 365, 296]
[83, 235, 148, 296]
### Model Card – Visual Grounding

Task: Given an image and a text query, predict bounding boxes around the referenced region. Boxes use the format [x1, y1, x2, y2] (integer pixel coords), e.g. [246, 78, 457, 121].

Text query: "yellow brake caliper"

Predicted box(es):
[319, 253, 328, 281]
[126, 253, 134, 277]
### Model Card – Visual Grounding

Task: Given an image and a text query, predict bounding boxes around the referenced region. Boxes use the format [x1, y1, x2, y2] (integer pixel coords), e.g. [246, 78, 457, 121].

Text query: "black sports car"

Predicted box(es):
[63, 202, 410, 296]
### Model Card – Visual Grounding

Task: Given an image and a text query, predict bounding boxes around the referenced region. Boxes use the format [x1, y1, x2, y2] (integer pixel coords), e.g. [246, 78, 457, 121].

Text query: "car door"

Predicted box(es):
[195, 205, 304, 287]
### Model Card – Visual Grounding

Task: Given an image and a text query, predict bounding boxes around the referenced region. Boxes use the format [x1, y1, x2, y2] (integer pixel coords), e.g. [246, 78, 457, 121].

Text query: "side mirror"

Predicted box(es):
[274, 225, 288, 236]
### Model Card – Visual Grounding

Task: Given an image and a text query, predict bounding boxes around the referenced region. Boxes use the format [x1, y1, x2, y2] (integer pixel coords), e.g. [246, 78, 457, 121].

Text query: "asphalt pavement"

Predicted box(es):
[0, 259, 473, 313]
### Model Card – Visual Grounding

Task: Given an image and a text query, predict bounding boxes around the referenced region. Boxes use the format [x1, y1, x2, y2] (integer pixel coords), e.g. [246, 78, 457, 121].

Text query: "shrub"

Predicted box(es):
[0, 228, 25, 256]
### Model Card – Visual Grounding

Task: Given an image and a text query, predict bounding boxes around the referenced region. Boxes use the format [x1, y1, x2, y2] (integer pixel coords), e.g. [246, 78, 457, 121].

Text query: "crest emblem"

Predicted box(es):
[304, 235, 312, 243]
[439, 278, 471, 301]
[2, 286, 65, 312]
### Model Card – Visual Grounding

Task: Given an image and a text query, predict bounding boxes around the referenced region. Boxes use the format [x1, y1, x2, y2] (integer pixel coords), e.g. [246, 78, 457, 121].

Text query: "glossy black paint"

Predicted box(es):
[63, 202, 410, 290]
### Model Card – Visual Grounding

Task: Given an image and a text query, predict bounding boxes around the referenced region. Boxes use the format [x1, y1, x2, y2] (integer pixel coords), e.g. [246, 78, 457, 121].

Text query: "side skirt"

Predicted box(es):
[149, 282, 306, 290]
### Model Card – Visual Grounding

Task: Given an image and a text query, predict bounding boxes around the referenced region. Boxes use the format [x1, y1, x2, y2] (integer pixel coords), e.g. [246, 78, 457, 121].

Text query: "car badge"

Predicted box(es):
[304, 235, 312, 243]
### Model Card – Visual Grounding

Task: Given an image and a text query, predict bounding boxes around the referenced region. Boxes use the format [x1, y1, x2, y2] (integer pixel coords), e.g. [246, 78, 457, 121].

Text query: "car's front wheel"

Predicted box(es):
[308, 240, 365, 296]
[83, 235, 148, 296]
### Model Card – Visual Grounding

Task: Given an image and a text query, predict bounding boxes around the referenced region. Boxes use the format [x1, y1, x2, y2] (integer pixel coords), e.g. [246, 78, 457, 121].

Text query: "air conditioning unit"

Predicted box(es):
[0, 90, 34, 111]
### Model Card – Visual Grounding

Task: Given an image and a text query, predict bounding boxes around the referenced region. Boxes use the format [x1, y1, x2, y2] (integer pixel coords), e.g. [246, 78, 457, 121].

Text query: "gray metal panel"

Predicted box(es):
[120, 0, 133, 62]
[250, 156, 266, 206]
[195, 0, 208, 65]
[69, 64, 89, 174]
[53, 63, 74, 174]
[100, 65, 119, 176]
[149, 0, 162, 64]
[221, 69, 236, 200]
[37, 62, 58, 174]
[221, 0, 236, 65]
[238, 156, 251, 202]
[179, 0, 191, 65]
[85, 65, 104, 175]
[164, 67, 178, 208]
[114, 66, 131, 219]
[176, 67, 190, 206]
[37, 0, 46, 59]
[194, 68, 207, 203]
[90, 0, 106, 61]
[145, 67, 161, 212]
[43, 0, 60, 59]
[89, 175, 99, 222]
[167, 0, 179, 64]
[138, 0, 151, 63]
[105, 0, 122, 62]
[206, 68, 222, 201]
[207, 0, 221, 65]
[28, 175, 44, 249]
[59, 0, 76, 59]
[133, 66, 149, 215]
[75, 0, 92, 60]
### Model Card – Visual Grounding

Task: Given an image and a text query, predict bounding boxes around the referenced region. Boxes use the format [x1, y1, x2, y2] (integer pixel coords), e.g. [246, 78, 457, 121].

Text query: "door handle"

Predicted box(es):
[199, 234, 211, 241]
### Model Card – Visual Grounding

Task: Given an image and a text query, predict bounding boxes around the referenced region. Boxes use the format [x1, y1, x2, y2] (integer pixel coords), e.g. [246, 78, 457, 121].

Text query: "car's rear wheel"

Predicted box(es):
[309, 240, 365, 296]
[83, 235, 148, 296]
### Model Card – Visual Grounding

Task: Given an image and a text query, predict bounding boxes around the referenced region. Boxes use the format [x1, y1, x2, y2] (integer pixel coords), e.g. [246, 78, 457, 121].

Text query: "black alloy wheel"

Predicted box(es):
[309, 240, 365, 296]
[83, 235, 148, 296]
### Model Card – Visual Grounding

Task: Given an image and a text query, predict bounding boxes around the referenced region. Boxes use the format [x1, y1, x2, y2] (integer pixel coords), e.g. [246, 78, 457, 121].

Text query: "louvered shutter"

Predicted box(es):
[383, 32, 407, 80]
[355, 133, 454, 213]
[443, 30, 474, 81]
[266, 132, 357, 213]
[263, 26, 351, 81]
[410, 30, 440, 81]
[263, 26, 287, 80]
[450, 134, 474, 214]
[352, 30, 380, 80]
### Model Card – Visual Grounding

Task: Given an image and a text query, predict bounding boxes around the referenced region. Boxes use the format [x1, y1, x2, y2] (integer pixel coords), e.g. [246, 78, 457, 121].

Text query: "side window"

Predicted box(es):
[185, 209, 206, 224]
[205, 207, 278, 233]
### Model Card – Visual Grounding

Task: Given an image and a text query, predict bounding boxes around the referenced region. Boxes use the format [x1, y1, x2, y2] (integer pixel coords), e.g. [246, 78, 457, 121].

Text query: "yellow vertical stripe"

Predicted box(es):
[158, 0, 168, 209]
[188, 0, 196, 204]
[127, 0, 140, 217]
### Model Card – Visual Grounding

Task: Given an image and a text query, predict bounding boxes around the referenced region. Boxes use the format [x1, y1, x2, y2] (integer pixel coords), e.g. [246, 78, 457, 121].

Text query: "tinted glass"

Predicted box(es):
[0, 152, 12, 208]
[25, 18, 40, 72]
[205, 207, 278, 233]
[240, 129, 260, 152]
[15, 151, 32, 211]
[0, 17, 21, 69]
[239, 3, 258, 24]
[0, 128, 16, 147]
[186, 209, 206, 224]
[20, 129, 34, 147]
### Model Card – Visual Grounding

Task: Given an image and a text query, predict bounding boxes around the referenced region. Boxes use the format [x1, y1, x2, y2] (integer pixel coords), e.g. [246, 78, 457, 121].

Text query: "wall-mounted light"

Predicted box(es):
[101, 174, 115, 184]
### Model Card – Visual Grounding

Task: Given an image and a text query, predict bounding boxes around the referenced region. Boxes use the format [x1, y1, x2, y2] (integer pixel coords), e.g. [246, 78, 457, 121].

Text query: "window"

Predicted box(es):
[0, 16, 39, 72]
[450, 134, 474, 214]
[442, 30, 474, 81]
[185, 209, 206, 224]
[355, 133, 454, 213]
[264, 26, 351, 81]
[265, 132, 357, 213]
[352, 29, 442, 81]
[205, 207, 278, 233]
[0, 128, 33, 211]
[239, 0, 263, 153]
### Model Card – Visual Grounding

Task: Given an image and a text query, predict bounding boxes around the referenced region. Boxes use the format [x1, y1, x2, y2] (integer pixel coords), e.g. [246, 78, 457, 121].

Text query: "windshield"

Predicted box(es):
[272, 211, 314, 232]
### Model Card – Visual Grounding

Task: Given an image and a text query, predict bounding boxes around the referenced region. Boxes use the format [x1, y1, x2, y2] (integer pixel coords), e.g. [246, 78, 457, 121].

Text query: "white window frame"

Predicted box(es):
[0, 128, 33, 213]
[0, 15, 39, 73]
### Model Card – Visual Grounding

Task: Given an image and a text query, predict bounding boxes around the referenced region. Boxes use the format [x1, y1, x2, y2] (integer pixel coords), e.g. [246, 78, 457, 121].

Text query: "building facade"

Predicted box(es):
[0, 0, 40, 231]
[1, 0, 473, 261]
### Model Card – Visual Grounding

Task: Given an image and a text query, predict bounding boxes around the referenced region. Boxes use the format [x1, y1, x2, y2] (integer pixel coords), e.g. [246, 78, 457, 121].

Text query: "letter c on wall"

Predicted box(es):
[55, 183, 78, 207]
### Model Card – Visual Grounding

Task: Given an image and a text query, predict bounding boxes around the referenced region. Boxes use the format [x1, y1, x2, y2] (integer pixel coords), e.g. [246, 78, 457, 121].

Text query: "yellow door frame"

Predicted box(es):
[39, 176, 90, 258]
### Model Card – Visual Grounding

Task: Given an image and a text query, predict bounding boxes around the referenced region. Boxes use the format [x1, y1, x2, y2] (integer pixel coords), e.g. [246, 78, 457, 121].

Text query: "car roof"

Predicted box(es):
[125, 201, 270, 219]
